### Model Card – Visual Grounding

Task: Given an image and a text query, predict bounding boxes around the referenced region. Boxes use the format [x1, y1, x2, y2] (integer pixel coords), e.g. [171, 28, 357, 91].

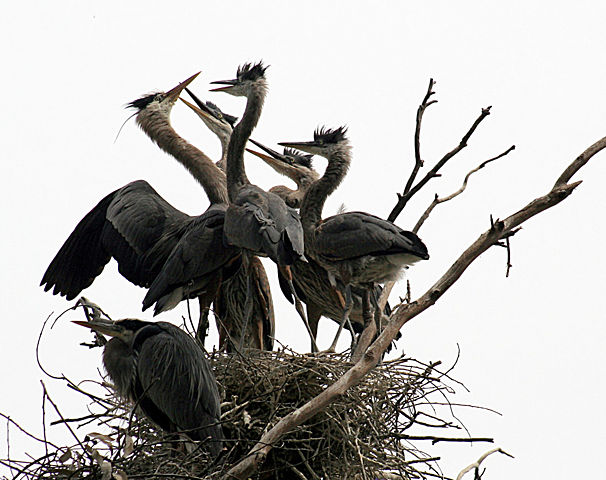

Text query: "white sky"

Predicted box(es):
[2, 2, 605, 478]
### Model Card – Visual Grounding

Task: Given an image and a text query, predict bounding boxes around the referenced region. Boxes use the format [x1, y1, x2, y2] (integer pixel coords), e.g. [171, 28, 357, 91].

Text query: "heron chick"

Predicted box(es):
[74, 318, 224, 457]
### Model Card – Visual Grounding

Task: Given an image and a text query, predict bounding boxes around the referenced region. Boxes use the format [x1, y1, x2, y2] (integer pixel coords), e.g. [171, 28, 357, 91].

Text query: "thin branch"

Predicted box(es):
[413, 145, 515, 233]
[223, 135, 604, 479]
[455, 448, 514, 480]
[388, 106, 492, 223]
[404, 79, 437, 197]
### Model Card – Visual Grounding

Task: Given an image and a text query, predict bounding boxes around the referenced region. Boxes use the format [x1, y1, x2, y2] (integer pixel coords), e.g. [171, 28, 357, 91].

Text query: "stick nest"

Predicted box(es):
[3, 348, 468, 480]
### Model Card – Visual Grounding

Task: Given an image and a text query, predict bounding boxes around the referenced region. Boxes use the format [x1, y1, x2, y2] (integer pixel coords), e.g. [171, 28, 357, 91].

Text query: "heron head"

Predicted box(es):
[279, 126, 349, 157]
[180, 88, 236, 144]
[247, 139, 319, 188]
[127, 72, 201, 115]
[210, 61, 268, 97]
[73, 318, 147, 345]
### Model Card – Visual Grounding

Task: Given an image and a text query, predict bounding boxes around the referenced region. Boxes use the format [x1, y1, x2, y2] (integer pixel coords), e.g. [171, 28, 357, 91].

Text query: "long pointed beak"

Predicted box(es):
[180, 97, 212, 121]
[73, 319, 124, 338]
[166, 71, 201, 102]
[251, 138, 286, 158]
[278, 141, 318, 154]
[246, 145, 301, 180]
[209, 79, 237, 92]
[184, 87, 213, 114]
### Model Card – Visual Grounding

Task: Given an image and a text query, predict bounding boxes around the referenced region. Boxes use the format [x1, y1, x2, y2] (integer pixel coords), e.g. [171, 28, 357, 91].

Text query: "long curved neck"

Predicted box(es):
[137, 108, 228, 205]
[226, 81, 267, 201]
[300, 144, 351, 236]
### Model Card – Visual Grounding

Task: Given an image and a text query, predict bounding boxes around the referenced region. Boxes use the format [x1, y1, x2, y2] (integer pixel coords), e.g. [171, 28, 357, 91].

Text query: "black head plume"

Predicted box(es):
[313, 126, 348, 144]
[237, 61, 269, 82]
[284, 148, 314, 168]
[127, 93, 161, 112]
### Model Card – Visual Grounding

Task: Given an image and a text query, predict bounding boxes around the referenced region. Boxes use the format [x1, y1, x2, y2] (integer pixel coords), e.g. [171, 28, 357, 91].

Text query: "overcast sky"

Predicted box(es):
[2, 2, 605, 478]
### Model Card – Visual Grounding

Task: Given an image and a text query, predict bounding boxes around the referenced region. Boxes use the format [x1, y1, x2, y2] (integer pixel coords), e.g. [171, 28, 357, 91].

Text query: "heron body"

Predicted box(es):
[75, 318, 223, 457]
[248, 140, 395, 350]
[209, 62, 305, 266]
[280, 127, 429, 351]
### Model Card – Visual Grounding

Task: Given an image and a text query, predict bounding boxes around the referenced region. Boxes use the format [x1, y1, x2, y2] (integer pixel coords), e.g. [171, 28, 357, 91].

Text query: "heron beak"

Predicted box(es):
[165, 71, 201, 103]
[248, 139, 284, 161]
[278, 141, 318, 155]
[209, 79, 237, 92]
[184, 87, 213, 115]
[180, 97, 213, 121]
[73, 319, 125, 339]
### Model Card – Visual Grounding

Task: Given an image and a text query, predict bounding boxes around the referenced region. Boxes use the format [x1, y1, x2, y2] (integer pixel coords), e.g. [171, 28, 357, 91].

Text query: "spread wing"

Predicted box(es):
[142, 205, 240, 313]
[41, 180, 194, 300]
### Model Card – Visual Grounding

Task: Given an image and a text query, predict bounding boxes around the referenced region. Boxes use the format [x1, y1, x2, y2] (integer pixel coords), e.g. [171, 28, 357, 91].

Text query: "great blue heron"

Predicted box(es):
[178, 88, 275, 351]
[183, 88, 237, 171]
[41, 74, 273, 352]
[130, 77, 275, 352]
[188, 62, 312, 348]
[74, 316, 224, 457]
[247, 139, 319, 209]
[280, 127, 429, 352]
[247, 141, 395, 352]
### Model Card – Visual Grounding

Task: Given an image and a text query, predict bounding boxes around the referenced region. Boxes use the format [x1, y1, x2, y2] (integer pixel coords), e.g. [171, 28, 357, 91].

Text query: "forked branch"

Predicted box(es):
[224, 135, 606, 479]
[413, 145, 516, 233]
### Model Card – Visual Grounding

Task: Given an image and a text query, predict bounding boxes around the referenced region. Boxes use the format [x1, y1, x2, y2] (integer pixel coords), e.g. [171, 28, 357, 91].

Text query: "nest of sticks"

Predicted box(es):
[3, 346, 474, 480]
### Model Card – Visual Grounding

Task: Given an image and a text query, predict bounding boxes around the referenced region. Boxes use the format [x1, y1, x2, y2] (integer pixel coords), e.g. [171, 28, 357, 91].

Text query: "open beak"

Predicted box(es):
[180, 96, 212, 121]
[248, 139, 291, 164]
[73, 319, 125, 339]
[184, 87, 213, 115]
[209, 79, 237, 92]
[165, 71, 201, 103]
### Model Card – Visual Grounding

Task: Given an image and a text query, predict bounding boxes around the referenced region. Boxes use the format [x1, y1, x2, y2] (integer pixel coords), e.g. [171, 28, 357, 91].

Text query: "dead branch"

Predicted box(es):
[455, 447, 514, 480]
[388, 83, 492, 223]
[413, 145, 516, 233]
[404, 79, 437, 197]
[223, 135, 605, 479]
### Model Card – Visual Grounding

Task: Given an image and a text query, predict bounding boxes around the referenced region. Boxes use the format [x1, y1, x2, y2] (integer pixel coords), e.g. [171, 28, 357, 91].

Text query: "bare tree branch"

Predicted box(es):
[405, 79, 437, 196]
[223, 136, 605, 479]
[413, 145, 516, 233]
[455, 447, 514, 480]
[388, 102, 492, 223]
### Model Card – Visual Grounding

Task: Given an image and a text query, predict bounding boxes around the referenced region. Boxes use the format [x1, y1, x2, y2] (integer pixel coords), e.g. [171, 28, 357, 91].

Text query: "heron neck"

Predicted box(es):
[137, 110, 229, 205]
[300, 145, 351, 236]
[226, 83, 267, 201]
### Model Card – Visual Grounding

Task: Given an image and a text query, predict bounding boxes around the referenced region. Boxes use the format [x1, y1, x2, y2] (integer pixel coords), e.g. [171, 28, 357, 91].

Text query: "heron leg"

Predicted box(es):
[283, 265, 320, 352]
[238, 254, 253, 353]
[306, 303, 323, 353]
[326, 284, 353, 353]
[334, 288, 356, 348]
[351, 288, 376, 362]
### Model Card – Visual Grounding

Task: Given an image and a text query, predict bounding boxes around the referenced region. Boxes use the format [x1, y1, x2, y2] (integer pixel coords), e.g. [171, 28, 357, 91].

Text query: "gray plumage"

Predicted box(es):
[250, 138, 394, 350]
[211, 61, 305, 266]
[280, 127, 429, 351]
[79, 318, 223, 457]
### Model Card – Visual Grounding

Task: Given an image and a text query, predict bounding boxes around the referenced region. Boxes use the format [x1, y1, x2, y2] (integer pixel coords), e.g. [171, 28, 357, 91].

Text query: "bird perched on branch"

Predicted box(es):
[74, 315, 224, 457]
[280, 127, 429, 352]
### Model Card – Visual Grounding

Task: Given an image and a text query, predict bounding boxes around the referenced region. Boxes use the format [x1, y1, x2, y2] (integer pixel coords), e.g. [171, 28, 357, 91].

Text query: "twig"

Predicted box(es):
[404, 79, 437, 197]
[413, 145, 515, 233]
[388, 106, 492, 223]
[455, 447, 514, 480]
